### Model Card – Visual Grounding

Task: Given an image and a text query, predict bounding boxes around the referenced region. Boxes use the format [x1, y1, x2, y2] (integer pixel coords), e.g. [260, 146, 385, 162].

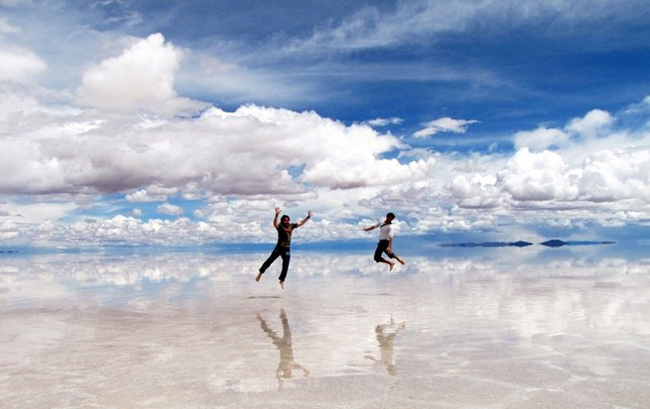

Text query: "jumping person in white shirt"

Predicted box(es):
[363, 212, 406, 271]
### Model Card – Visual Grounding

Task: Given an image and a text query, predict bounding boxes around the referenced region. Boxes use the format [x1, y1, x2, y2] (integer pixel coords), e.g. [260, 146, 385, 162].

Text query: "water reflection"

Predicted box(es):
[1, 247, 650, 408]
[257, 309, 310, 390]
[364, 317, 405, 376]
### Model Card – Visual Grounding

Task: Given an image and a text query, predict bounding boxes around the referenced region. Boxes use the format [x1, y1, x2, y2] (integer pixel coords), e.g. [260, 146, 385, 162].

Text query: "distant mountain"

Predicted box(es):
[540, 239, 615, 247]
[439, 241, 533, 248]
[438, 239, 615, 248]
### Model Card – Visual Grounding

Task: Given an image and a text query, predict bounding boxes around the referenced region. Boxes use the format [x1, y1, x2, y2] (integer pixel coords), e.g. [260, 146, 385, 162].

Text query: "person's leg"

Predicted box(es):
[385, 249, 406, 265]
[257, 247, 281, 282]
[278, 248, 291, 288]
[374, 241, 395, 271]
[373, 240, 388, 263]
[393, 254, 406, 265]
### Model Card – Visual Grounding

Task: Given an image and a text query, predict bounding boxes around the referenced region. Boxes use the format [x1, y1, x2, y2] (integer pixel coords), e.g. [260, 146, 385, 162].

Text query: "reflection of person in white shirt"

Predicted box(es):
[364, 317, 406, 376]
[363, 212, 406, 271]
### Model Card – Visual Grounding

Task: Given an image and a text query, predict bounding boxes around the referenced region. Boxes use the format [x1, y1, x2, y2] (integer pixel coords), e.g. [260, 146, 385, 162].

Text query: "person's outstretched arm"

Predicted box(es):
[364, 221, 380, 232]
[296, 210, 313, 227]
[272, 207, 282, 228]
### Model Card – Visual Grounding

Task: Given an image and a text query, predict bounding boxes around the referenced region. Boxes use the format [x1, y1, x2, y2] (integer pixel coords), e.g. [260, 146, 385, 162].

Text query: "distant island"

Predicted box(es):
[439, 241, 533, 248]
[439, 239, 615, 248]
[540, 239, 615, 247]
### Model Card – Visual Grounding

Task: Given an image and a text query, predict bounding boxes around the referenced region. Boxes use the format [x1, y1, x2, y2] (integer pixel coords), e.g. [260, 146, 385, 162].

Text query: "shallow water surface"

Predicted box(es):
[1, 247, 649, 408]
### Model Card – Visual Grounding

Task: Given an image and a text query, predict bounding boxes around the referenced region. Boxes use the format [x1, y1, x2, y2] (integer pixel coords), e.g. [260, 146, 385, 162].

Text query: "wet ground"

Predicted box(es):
[1, 245, 649, 408]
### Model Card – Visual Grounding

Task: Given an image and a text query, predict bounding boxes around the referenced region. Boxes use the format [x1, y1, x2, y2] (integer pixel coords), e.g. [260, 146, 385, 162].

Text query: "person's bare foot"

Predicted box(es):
[388, 261, 395, 272]
[279, 281, 284, 290]
[255, 272, 263, 282]
[398, 259, 406, 265]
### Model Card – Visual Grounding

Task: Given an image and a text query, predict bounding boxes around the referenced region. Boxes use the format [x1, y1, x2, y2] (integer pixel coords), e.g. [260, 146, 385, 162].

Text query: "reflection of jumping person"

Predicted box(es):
[256, 207, 313, 289]
[257, 309, 310, 390]
[364, 317, 406, 376]
[363, 212, 406, 271]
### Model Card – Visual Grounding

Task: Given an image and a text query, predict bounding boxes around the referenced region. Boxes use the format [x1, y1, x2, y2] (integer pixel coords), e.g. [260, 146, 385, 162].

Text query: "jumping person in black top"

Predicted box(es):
[256, 207, 313, 289]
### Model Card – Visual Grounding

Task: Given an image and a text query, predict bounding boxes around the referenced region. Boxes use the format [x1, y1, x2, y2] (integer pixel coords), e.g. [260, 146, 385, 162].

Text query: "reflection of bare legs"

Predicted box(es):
[364, 317, 405, 376]
[257, 309, 309, 390]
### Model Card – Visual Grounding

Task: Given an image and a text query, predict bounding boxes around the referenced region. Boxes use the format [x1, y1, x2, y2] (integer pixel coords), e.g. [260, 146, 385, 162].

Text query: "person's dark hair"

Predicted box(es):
[281, 215, 290, 222]
[386, 212, 395, 219]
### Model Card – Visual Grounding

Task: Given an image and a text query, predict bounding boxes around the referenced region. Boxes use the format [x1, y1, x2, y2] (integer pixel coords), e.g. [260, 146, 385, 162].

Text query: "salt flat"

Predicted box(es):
[1, 245, 649, 408]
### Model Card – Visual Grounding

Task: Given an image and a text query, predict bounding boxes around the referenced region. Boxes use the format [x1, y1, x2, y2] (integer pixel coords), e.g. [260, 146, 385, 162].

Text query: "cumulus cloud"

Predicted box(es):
[413, 117, 478, 138]
[1, 9, 650, 247]
[125, 189, 167, 203]
[514, 127, 570, 151]
[580, 148, 650, 202]
[75, 33, 204, 114]
[0, 202, 78, 224]
[0, 42, 46, 82]
[1, 78, 421, 200]
[157, 203, 183, 216]
[497, 148, 581, 202]
[515, 109, 616, 152]
[567, 109, 614, 139]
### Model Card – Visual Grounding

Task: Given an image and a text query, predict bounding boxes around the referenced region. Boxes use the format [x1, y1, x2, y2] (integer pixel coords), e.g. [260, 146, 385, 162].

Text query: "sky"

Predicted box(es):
[1, 0, 650, 248]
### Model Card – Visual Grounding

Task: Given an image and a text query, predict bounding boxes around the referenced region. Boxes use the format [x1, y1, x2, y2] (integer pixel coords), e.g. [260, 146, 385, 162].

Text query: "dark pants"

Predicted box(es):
[374, 240, 395, 263]
[260, 245, 291, 282]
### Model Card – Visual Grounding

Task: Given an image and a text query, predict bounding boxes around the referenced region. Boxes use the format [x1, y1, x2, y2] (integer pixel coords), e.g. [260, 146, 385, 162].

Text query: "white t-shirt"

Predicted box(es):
[376, 221, 394, 240]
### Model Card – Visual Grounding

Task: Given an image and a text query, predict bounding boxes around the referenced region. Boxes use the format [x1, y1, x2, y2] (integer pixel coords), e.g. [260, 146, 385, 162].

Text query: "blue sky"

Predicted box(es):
[1, 0, 650, 247]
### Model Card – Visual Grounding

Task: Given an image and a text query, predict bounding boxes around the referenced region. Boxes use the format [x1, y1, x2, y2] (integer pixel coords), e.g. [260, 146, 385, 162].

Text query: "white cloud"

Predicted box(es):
[125, 189, 167, 203]
[179, 54, 313, 106]
[0, 96, 414, 198]
[363, 117, 403, 127]
[447, 174, 502, 209]
[0, 202, 78, 224]
[303, 157, 436, 189]
[413, 117, 478, 138]
[1, 7, 650, 247]
[580, 148, 650, 202]
[0, 42, 46, 82]
[75, 33, 204, 115]
[514, 127, 570, 151]
[4, 85, 650, 246]
[567, 109, 614, 138]
[284, 0, 645, 54]
[497, 148, 581, 202]
[157, 203, 183, 216]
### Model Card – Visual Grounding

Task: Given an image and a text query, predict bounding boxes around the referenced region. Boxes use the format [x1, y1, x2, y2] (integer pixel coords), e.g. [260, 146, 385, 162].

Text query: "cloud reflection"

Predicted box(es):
[1, 248, 650, 407]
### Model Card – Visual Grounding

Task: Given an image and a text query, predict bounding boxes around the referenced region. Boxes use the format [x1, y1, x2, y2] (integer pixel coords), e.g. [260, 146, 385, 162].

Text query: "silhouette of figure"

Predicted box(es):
[363, 212, 406, 272]
[256, 207, 313, 289]
[364, 317, 405, 376]
[257, 309, 310, 390]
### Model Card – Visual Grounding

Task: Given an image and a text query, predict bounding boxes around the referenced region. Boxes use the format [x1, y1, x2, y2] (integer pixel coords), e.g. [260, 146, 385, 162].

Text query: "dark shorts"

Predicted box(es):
[374, 239, 395, 262]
